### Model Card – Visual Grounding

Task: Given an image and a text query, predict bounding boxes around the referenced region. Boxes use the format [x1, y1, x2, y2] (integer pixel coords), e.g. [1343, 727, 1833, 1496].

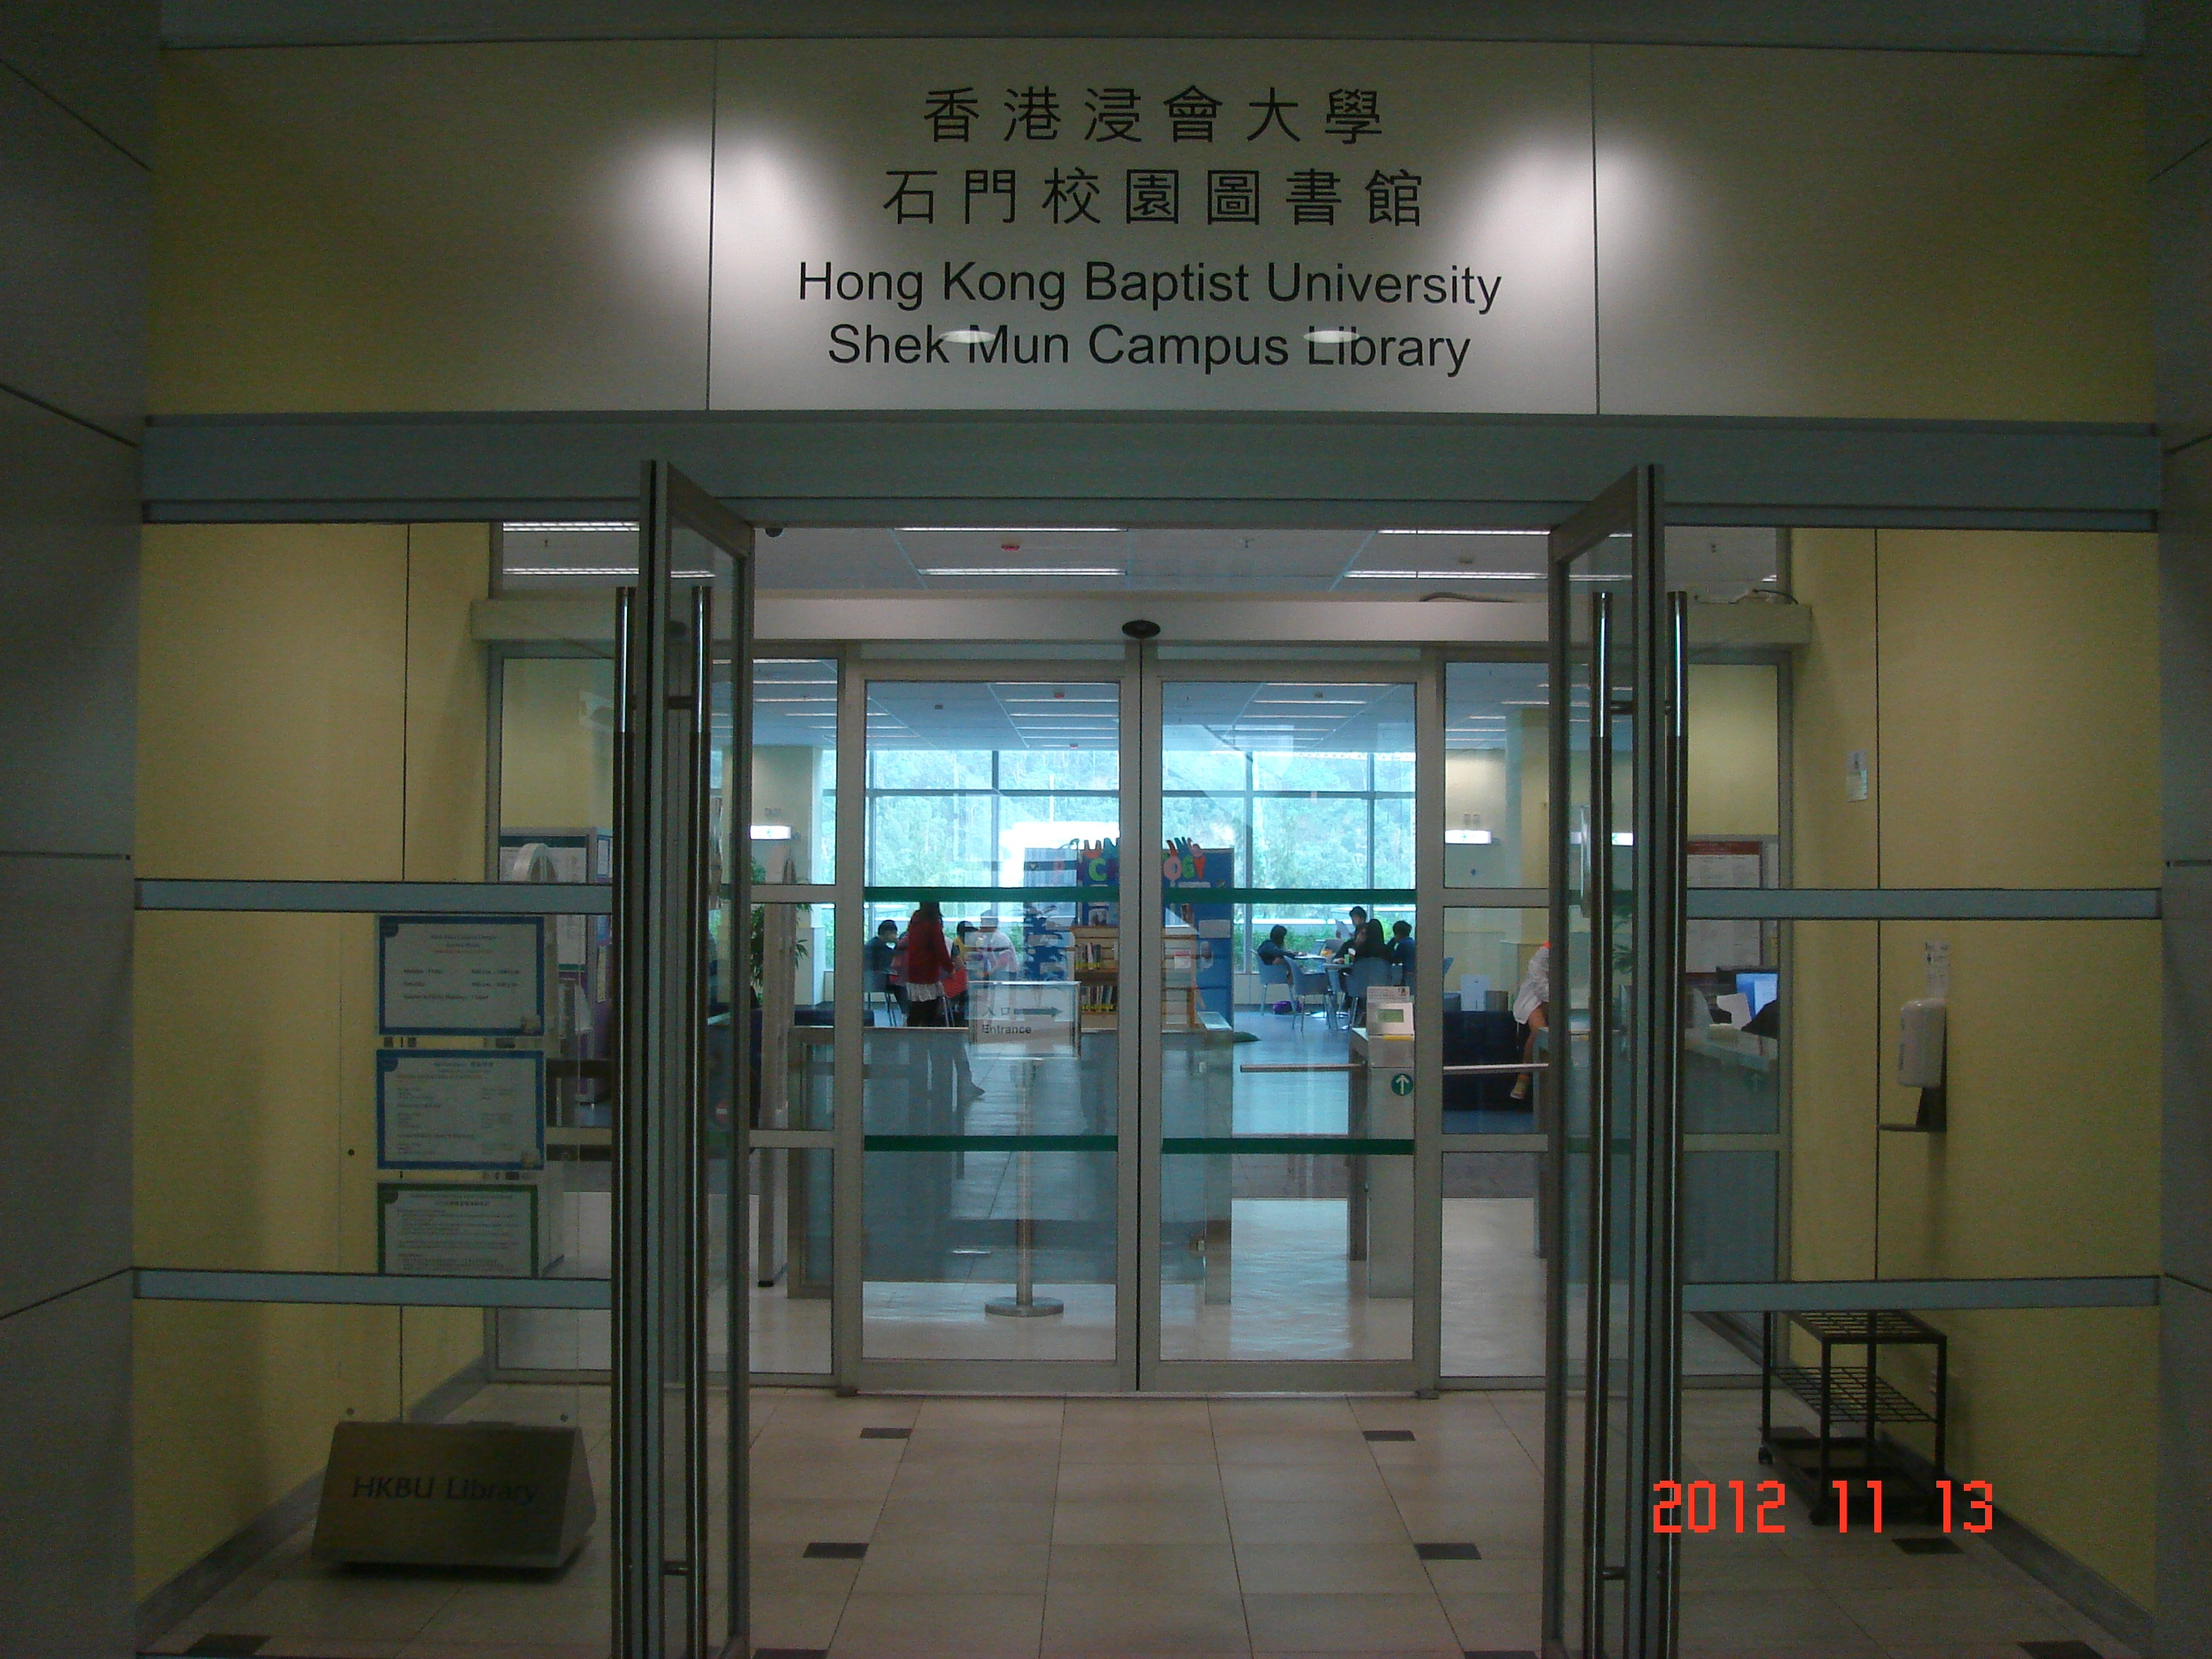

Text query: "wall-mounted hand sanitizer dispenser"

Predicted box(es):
[1898, 997, 1946, 1089]
[1885, 997, 1948, 1132]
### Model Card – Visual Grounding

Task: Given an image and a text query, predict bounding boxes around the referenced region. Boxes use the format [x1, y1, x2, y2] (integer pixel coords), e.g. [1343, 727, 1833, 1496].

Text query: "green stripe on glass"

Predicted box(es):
[862, 1133, 1119, 1152]
[1159, 1136, 1416, 1155]
[863, 886, 1119, 903]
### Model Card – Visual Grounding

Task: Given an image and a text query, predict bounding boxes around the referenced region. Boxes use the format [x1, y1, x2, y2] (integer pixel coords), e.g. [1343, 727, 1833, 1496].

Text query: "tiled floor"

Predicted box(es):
[148, 1384, 2139, 1658]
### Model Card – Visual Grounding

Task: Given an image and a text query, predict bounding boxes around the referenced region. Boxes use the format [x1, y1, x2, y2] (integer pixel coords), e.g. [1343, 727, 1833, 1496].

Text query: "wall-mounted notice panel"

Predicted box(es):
[378, 915, 545, 1036]
[376, 1050, 546, 1171]
[711, 40, 1596, 412]
[378, 1184, 538, 1277]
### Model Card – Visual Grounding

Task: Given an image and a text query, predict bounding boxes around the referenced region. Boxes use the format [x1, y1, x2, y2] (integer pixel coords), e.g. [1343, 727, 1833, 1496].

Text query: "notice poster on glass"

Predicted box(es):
[376, 1051, 545, 1170]
[378, 1184, 537, 1277]
[1685, 837, 1768, 974]
[379, 916, 545, 1036]
[969, 980, 1081, 1057]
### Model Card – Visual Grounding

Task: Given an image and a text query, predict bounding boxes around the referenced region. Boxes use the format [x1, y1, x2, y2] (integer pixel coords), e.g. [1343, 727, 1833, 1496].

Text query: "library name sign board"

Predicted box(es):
[710, 41, 1598, 411]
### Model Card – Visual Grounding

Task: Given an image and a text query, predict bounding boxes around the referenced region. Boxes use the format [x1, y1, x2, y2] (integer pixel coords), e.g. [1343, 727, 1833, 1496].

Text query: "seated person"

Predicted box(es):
[1387, 919, 1415, 983]
[1254, 924, 1291, 969]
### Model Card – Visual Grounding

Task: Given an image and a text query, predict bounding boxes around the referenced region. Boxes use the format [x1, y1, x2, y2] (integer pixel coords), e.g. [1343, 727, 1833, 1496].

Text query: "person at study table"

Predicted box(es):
[1510, 941, 1551, 1103]
[1341, 916, 1393, 1024]
[864, 917, 903, 1023]
[1322, 904, 1368, 959]
[1387, 918, 1415, 986]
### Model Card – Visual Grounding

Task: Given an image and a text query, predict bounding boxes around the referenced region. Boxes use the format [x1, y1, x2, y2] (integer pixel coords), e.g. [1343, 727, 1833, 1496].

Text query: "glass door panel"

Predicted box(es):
[1542, 467, 1685, 1658]
[857, 679, 1123, 1375]
[1152, 677, 1419, 1376]
[613, 464, 749, 1659]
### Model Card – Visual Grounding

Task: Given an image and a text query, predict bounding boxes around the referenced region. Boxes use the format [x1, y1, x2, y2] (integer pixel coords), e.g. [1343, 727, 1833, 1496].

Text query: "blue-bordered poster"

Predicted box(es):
[375, 1049, 546, 1170]
[377, 914, 545, 1037]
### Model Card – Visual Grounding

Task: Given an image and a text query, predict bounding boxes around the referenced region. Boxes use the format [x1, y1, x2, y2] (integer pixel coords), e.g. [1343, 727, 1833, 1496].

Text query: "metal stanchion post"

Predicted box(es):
[988, 1057, 1063, 1317]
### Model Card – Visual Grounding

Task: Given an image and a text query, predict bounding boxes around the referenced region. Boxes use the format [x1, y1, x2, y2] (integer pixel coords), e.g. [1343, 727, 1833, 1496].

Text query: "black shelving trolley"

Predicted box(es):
[1760, 1309, 1949, 1522]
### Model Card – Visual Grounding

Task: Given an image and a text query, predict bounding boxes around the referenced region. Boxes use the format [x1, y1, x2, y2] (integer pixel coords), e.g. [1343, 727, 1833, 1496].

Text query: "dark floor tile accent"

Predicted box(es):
[1893, 1535, 1963, 1555]
[859, 1426, 911, 1439]
[2020, 1644, 2104, 1659]
[1364, 1428, 1418, 1441]
[185, 1639, 269, 1657]
[803, 1540, 869, 1559]
[1416, 1541, 1483, 1560]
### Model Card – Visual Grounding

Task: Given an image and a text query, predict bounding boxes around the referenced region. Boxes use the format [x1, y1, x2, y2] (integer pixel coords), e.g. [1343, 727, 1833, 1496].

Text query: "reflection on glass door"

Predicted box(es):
[1149, 676, 1421, 1386]
[613, 463, 750, 1658]
[855, 677, 1125, 1384]
[1541, 467, 1686, 1658]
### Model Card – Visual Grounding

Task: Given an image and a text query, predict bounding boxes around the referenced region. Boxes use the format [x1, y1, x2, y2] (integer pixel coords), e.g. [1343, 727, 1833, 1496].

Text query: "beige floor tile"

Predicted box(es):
[219, 1573, 459, 1642]
[1219, 1462, 1392, 1505]
[1042, 1584, 1251, 1655]
[749, 1539, 869, 1596]
[872, 1496, 1057, 1544]
[747, 1589, 849, 1650]
[1418, 1553, 1544, 1595]
[1061, 1398, 1212, 1431]
[1048, 1541, 1242, 1594]
[914, 1397, 1067, 1433]
[1815, 1584, 2075, 1643]
[1052, 1496, 1232, 1544]
[1226, 1500, 1409, 1544]
[1057, 1459, 1223, 1500]
[886, 1453, 1063, 1503]
[1208, 1400, 1358, 1433]
[829, 1590, 1045, 1658]
[1233, 1541, 1434, 1597]
[1212, 1431, 1379, 1467]
[753, 1459, 903, 1503]
[1437, 1589, 1544, 1647]
[750, 1497, 885, 1544]
[1677, 1588, 1888, 1646]
[1243, 1591, 1459, 1654]
[1058, 1426, 1219, 1464]
[854, 1536, 1051, 1595]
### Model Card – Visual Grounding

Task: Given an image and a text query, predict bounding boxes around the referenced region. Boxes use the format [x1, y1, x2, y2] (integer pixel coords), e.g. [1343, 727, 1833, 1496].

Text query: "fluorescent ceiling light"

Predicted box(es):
[505, 566, 638, 577]
[899, 526, 1122, 533]
[1002, 696, 1116, 703]
[923, 566, 1126, 577]
[756, 696, 834, 703]
[1251, 698, 1364, 705]
[1376, 527, 1540, 537]
[940, 328, 994, 344]
[1305, 328, 1358, 343]
[505, 520, 638, 534]
[749, 825, 794, 840]
[1501, 699, 1547, 706]
[1444, 829, 1496, 845]
[1344, 569, 1543, 580]
[1613, 831, 1635, 845]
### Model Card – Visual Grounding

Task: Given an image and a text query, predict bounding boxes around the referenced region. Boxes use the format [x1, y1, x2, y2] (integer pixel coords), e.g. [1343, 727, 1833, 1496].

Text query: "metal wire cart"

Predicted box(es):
[1759, 1309, 1950, 1522]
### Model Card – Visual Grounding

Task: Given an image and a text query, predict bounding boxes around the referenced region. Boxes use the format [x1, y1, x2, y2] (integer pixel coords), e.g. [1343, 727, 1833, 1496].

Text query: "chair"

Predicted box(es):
[1343, 957, 1390, 1025]
[1258, 956, 1296, 1018]
[1291, 965, 1336, 1025]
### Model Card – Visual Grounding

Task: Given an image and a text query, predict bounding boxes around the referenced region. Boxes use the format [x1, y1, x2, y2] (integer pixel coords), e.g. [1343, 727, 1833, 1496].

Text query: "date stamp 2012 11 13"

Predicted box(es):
[1652, 1478, 1994, 1534]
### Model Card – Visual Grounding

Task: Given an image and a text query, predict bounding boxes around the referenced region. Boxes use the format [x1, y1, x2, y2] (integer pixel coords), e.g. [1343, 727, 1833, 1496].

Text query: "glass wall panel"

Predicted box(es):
[1442, 660, 1549, 887]
[137, 1296, 607, 1657]
[749, 656, 837, 883]
[749, 1146, 832, 1375]
[1157, 678, 1416, 1366]
[859, 680, 1121, 1362]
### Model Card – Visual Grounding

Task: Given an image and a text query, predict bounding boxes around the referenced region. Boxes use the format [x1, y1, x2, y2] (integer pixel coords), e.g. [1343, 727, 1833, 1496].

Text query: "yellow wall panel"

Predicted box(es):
[1877, 530, 2160, 888]
[1789, 529, 1880, 888]
[404, 525, 493, 881]
[1596, 48, 2152, 420]
[1685, 663, 1778, 837]
[137, 524, 408, 880]
[151, 42, 715, 413]
[1784, 919, 1878, 1280]
[499, 655, 616, 833]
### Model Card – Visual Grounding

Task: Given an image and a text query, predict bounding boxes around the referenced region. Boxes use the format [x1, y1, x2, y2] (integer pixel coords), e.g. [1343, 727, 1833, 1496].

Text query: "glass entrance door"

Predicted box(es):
[848, 666, 1134, 1390]
[613, 463, 753, 1657]
[1541, 467, 1688, 1657]
[1140, 664, 1430, 1390]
